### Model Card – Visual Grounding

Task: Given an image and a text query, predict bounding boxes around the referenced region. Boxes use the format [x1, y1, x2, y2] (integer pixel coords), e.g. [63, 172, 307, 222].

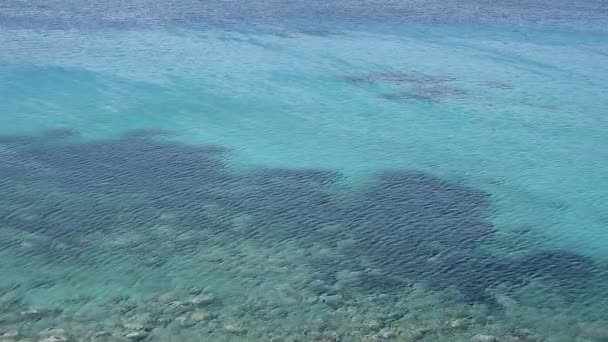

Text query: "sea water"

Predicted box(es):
[1, 0, 608, 341]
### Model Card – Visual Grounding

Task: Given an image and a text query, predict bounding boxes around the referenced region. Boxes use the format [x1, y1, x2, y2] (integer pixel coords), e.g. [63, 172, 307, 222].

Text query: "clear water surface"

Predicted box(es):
[1, 0, 608, 341]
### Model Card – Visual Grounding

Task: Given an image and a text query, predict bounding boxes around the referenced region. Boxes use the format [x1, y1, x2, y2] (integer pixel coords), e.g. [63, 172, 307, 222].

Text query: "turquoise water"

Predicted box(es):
[1, 1, 608, 341]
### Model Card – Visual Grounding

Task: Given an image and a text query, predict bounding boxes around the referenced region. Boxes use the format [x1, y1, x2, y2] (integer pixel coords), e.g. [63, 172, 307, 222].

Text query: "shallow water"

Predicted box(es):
[1, 1, 608, 341]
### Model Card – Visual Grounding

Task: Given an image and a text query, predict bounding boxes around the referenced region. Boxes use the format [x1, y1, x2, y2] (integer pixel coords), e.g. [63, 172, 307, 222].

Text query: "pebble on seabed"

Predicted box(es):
[20, 308, 42, 319]
[39, 336, 67, 342]
[125, 331, 148, 341]
[188, 294, 216, 307]
[0, 330, 19, 342]
[320, 294, 343, 308]
[1, 330, 19, 339]
[223, 324, 247, 334]
[122, 323, 146, 331]
[189, 310, 211, 322]
[446, 318, 470, 329]
[471, 334, 499, 342]
[39, 328, 66, 338]
[363, 319, 382, 331]
[155, 292, 178, 303]
[377, 329, 395, 339]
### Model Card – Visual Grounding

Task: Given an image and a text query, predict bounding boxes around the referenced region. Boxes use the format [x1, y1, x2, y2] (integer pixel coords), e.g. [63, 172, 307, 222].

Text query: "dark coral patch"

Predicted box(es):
[341, 71, 465, 103]
[0, 130, 600, 304]
[228, 167, 343, 239]
[513, 250, 595, 285]
[341, 71, 454, 86]
[382, 85, 467, 103]
[349, 170, 494, 249]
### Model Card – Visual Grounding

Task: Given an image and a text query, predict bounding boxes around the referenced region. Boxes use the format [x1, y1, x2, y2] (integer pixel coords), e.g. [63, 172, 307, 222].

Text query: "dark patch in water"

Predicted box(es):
[0, 127, 78, 146]
[121, 128, 173, 140]
[341, 170, 501, 301]
[514, 250, 595, 283]
[382, 92, 442, 103]
[426, 251, 513, 303]
[342, 71, 466, 103]
[0, 130, 601, 304]
[228, 167, 343, 239]
[382, 85, 467, 103]
[342, 71, 453, 86]
[484, 80, 513, 90]
[14, 136, 229, 197]
[350, 170, 494, 250]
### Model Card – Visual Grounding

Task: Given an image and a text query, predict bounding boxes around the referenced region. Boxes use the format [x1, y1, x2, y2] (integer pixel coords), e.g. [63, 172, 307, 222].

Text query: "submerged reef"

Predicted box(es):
[1, 129, 607, 341]
[341, 70, 467, 103]
[0, 130, 602, 305]
[381, 86, 467, 103]
[341, 71, 455, 86]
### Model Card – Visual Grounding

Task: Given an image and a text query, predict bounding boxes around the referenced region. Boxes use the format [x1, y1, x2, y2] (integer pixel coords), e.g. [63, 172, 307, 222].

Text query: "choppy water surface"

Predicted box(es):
[1, 0, 608, 341]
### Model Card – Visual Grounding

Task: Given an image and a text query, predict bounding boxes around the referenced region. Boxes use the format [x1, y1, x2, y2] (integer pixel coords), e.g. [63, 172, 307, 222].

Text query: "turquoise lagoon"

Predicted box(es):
[1, 1, 608, 341]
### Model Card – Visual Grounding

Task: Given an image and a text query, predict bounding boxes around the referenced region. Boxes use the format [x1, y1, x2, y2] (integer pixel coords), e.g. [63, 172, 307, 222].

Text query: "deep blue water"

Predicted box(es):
[1, 0, 608, 341]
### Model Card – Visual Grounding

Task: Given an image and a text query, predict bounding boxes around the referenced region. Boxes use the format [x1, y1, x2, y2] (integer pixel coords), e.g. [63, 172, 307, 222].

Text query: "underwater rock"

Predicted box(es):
[189, 310, 211, 322]
[576, 322, 608, 341]
[335, 270, 363, 288]
[471, 334, 498, 342]
[155, 292, 178, 304]
[309, 280, 332, 295]
[363, 319, 382, 331]
[312, 331, 340, 341]
[124, 331, 147, 341]
[510, 328, 541, 341]
[122, 322, 147, 332]
[0, 313, 22, 325]
[62, 295, 91, 305]
[121, 313, 155, 332]
[304, 296, 320, 304]
[39, 328, 66, 338]
[38, 336, 68, 342]
[377, 329, 396, 339]
[320, 294, 343, 309]
[141, 256, 166, 268]
[1, 331, 19, 339]
[184, 287, 204, 296]
[223, 323, 247, 334]
[174, 315, 196, 328]
[401, 326, 431, 341]
[446, 318, 470, 330]
[20, 307, 47, 320]
[335, 238, 357, 252]
[166, 300, 192, 315]
[188, 294, 216, 307]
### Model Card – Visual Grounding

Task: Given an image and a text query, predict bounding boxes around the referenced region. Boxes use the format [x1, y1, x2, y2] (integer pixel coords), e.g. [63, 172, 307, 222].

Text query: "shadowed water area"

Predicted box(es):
[1, 0, 608, 341]
[1, 130, 607, 340]
[2, 130, 595, 298]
